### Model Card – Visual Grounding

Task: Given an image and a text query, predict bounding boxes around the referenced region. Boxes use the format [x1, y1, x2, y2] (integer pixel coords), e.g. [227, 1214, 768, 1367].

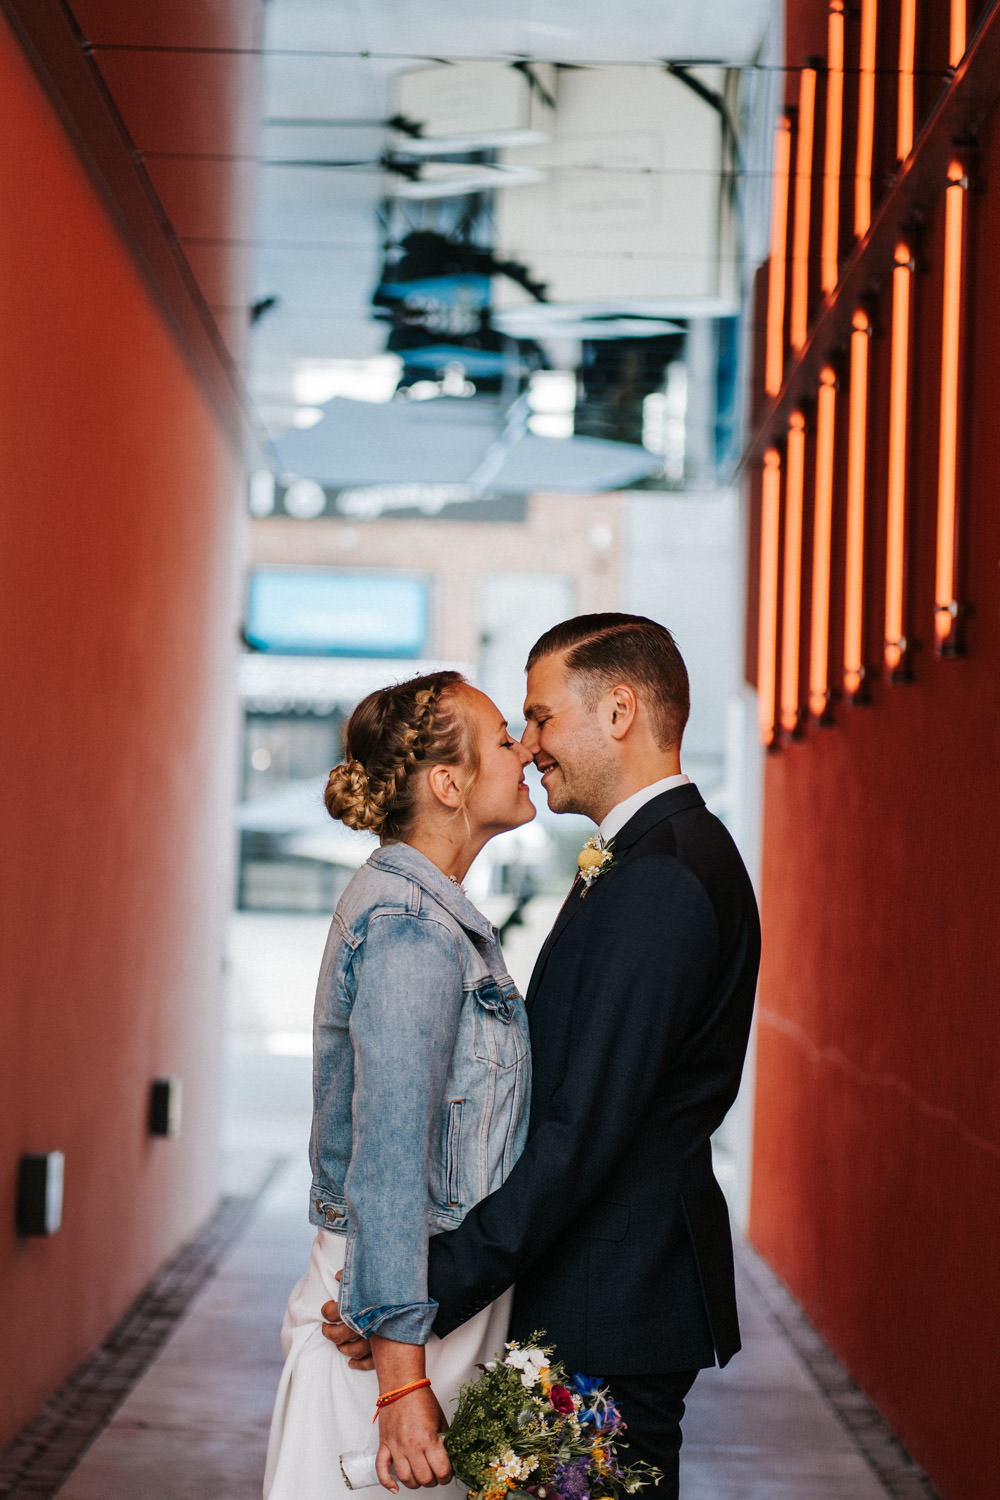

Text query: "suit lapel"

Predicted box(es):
[525, 784, 706, 1009]
[525, 875, 586, 1007]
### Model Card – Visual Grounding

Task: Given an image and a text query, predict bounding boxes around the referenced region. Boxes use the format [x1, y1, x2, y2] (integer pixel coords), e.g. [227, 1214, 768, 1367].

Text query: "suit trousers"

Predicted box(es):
[602, 1369, 699, 1500]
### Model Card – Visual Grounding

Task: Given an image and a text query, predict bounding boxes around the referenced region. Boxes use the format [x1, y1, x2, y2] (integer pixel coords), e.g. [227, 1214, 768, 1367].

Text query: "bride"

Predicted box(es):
[264, 670, 536, 1498]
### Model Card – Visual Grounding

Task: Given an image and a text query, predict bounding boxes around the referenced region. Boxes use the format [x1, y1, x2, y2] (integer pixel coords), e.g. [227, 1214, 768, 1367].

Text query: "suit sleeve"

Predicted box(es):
[428, 854, 719, 1333]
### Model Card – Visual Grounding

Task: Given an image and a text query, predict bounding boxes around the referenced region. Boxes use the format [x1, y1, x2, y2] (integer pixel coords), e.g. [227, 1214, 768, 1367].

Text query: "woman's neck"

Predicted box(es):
[403, 825, 486, 887]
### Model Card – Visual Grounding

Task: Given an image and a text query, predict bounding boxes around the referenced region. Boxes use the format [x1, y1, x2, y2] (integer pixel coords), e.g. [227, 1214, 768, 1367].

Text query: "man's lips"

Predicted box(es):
[535, 759, 558, 780]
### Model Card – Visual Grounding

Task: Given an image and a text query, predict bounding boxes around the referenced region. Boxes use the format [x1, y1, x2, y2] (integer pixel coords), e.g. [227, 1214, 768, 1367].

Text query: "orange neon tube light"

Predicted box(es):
[809, 368, 838, 719]
[936, 161, 968, 651]
[885, 243, 914, 675]
[781, 412, 807, 733]
[844, 310, 871, 698]
[791, 69, 817, 351]
[758, 449, 782, 746]
[822, 1, 846, 293]
[765, 117, 793, 397]
[855, 0, 878, 234]
[950, 0, 967, 66]
[898, 0, 916, 161]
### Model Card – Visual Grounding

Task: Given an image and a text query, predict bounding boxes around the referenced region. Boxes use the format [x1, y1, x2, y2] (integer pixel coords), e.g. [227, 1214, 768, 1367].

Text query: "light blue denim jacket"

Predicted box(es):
[308, 841, 530, 1344]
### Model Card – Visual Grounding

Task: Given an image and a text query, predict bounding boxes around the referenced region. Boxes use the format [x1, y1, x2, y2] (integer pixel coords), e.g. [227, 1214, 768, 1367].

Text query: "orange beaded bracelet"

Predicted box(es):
[372, 1377, 432, 1422]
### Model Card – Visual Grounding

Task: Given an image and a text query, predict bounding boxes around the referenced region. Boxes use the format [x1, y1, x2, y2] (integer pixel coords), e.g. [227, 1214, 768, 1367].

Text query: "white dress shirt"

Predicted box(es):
[598, 773, 690, 844]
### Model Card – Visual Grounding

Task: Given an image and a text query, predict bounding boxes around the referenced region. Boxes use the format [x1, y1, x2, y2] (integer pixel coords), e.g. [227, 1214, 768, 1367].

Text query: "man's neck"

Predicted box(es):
[596, 754, 682, 823]
[598, 771, 690, 843]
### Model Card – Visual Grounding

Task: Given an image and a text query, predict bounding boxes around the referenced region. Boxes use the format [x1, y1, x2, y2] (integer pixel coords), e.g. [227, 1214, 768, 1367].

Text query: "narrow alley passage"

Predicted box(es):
[3, 911, 939, 1500]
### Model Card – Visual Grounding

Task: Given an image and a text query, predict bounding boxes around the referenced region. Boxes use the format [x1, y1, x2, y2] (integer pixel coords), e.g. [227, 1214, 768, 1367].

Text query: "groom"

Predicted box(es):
[326, 614, 760, 1496]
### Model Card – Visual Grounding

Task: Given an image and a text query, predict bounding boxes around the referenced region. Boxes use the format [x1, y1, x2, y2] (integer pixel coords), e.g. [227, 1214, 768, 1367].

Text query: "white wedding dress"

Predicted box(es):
[264, 1227, 512, 1500]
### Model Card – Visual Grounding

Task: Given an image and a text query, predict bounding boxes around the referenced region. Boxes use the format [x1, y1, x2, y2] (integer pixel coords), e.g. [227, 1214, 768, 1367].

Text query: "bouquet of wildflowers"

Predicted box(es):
[443, 1336, 661, 1500]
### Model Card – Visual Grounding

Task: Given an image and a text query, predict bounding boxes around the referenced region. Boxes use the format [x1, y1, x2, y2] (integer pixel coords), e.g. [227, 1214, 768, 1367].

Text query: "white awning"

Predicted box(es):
[237, 654, 471, 713]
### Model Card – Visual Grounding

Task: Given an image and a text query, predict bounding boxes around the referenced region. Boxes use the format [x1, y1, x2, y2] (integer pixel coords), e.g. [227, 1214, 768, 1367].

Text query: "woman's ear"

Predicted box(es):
[425, 761, 464, 810]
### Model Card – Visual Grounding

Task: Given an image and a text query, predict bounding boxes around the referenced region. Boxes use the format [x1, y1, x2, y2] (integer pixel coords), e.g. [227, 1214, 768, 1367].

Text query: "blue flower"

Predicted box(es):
[569, 1375, 622, 1434]
[571, 1375, 604, 1397]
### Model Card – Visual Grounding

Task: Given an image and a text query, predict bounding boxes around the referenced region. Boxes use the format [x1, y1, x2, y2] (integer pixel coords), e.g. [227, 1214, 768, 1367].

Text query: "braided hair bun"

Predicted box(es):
[325, 671, 470, 841]
[324, 759, 382, 832]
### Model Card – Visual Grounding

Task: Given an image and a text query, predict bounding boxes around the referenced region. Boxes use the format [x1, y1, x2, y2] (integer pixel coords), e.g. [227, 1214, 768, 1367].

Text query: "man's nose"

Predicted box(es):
[520, 720, 540, 756]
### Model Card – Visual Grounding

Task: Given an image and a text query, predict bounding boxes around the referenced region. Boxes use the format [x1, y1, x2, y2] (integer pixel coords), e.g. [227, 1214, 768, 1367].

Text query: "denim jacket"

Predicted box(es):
[308, 841, 530, 1343]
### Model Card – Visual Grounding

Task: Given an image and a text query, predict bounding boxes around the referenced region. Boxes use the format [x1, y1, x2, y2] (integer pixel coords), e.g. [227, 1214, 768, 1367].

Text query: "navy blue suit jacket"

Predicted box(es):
[428, 783, 761, 1374]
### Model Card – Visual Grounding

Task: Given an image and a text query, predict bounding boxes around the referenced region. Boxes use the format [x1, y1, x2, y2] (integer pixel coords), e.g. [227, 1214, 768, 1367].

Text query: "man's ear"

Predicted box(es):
[606, 683, 637, 740]
[426, 762, 464, 810]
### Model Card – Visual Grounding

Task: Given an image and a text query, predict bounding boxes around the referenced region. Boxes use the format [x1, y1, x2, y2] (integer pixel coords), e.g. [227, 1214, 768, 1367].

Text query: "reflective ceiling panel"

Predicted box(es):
[65, 0, 779, 490]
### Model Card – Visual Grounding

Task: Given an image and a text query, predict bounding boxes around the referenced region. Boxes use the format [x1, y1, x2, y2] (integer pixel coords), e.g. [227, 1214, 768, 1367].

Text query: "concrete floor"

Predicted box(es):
[47, 908, 938, 1500]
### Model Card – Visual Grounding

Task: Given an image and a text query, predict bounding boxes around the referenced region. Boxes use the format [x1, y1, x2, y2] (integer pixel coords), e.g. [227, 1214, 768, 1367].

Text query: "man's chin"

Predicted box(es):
[543, 784, 574, 815]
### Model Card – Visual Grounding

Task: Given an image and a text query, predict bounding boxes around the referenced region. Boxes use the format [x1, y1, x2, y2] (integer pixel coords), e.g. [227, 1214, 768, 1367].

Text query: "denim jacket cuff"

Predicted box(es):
[348, 1299, 438, 1345]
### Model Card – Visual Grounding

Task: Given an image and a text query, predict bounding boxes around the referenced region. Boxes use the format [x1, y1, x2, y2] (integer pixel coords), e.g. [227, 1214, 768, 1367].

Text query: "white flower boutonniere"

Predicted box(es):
[576, 835, 615, 894]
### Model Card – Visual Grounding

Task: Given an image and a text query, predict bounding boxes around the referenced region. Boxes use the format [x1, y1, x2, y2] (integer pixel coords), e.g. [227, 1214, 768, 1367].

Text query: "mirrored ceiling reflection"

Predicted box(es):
[247, 0, 779, 502]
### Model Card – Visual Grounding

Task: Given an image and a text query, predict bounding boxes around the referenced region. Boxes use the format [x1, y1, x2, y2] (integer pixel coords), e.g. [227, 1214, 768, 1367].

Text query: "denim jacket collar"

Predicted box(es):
[368, 841, 496, 941]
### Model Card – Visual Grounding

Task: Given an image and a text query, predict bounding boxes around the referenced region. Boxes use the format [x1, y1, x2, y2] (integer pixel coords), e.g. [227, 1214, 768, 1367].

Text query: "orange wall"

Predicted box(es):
[0, 16, 245, 1440]
[749, 16, 1000, 1494]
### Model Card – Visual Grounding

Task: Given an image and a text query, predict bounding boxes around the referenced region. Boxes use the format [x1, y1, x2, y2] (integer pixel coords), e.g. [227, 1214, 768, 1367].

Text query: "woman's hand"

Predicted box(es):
[375, 1384, 451, 1492]
[369, 1335, 450, 1492]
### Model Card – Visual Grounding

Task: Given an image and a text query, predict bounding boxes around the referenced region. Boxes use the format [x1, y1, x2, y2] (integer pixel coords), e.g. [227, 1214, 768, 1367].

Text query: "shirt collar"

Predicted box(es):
[598, 773, 691, 844]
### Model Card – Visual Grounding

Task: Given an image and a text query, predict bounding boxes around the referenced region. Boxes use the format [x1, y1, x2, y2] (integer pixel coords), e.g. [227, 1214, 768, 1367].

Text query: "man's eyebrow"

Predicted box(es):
[524, 701, 551, 722]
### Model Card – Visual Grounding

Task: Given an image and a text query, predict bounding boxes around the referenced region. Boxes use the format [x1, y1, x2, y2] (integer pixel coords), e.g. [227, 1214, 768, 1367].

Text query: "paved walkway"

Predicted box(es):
[0, 910, 941, 1498]
[47, 1153, 936, 1500]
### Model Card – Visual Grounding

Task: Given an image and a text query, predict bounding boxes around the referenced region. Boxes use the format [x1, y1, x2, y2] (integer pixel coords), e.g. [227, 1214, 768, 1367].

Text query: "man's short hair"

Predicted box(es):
[526, 613, 690, 751]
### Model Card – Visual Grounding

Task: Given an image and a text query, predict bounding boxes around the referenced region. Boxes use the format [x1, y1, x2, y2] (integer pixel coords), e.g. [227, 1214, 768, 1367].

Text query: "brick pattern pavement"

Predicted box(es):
[0, 1176, 276, 1500]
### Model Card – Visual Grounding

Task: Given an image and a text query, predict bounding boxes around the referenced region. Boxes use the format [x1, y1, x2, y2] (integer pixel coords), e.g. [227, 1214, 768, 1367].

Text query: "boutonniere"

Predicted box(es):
[576, 835, 615, 894]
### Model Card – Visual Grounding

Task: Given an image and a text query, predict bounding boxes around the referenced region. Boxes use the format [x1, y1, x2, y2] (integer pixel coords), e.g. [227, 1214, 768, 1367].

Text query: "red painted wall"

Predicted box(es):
[0, 15, 247, 1441]
[749, 8, 1000, 1496]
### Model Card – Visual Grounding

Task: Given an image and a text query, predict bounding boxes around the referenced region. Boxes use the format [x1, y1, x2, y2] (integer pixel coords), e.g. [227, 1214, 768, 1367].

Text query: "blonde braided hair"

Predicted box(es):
[325, 671, 473, 840]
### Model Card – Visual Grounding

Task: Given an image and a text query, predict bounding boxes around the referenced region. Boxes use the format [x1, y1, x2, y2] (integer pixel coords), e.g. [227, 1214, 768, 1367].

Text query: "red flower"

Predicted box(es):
[549, 1384, 575, 1415]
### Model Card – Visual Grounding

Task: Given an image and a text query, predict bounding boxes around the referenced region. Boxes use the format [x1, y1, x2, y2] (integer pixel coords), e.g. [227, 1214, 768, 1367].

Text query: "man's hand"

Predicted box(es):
[321, 1295, 374, 1368]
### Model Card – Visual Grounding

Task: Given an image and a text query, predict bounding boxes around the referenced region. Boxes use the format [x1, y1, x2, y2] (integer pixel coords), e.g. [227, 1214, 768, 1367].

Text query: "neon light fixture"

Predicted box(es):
[855, 0, 878, 234]
[809, 368, 838, 719]
[950, 0, 967, 67]
[885, 242, 915, 676]
[844, 310, 871, 698]
[781, 412, 807, 733]
[758, 448, 782, 747]
[765, 117, 793, 397]
[822, 1, 846, 293]
[898, 0, 916, 161]
[936, 160, 969, 654]
[791, 69, 818, 351]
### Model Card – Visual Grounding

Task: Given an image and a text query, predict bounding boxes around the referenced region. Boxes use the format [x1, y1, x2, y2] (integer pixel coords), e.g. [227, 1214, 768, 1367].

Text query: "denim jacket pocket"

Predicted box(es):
[445, 1097, 464, 1207]
[471, 978, 528, 1070]
[427, 1096, 468, 1216]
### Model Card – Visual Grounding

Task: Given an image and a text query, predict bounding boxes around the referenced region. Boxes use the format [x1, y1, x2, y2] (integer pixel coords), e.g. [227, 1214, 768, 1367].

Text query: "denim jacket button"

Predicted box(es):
[324, 1207, 340, 1224]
